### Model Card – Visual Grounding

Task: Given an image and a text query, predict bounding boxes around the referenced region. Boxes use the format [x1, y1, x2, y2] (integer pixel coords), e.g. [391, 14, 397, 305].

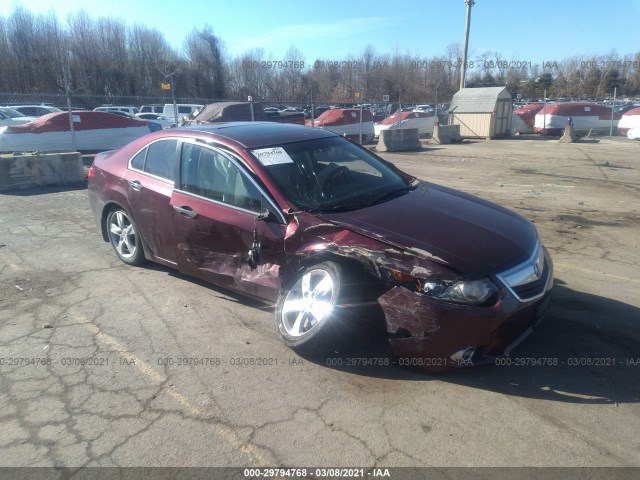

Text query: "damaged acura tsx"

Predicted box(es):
[88, 122, 552, 369]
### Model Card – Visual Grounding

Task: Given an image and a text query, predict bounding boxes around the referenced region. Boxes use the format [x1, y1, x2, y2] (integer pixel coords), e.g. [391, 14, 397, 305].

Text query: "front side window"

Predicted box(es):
[180, 143, 264, 212]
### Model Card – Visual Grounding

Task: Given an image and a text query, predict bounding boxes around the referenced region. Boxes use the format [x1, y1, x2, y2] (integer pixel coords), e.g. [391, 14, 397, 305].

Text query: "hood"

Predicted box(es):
[319, 182, 538, 276]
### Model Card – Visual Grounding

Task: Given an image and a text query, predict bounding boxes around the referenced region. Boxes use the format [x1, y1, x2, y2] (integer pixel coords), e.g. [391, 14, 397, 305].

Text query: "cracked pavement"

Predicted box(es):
[0, 137, 639, 467]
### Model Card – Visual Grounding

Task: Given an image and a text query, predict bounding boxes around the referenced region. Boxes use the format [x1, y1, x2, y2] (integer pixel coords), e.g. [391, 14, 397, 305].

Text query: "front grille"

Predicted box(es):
[496, 242, 552, 303]
[511, 258, 549, 301]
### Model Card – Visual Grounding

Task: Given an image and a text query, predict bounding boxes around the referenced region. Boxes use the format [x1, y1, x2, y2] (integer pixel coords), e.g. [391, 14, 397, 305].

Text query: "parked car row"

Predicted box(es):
[511, 101, 640, 137]
[93, 103, 203, 128]
[1, 103, 203, 129]
[1, 100, 443, 153]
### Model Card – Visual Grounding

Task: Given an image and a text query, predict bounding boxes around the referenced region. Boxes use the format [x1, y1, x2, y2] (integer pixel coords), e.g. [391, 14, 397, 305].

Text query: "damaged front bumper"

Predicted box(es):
[378, 285, 552, 371]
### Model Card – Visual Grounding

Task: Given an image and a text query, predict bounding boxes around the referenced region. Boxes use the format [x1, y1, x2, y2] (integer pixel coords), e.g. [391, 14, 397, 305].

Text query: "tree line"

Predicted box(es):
[1, 6, 639, 104]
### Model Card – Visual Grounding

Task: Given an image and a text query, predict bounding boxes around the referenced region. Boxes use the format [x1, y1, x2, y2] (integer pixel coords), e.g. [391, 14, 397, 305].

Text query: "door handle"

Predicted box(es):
[173, 205, 198, 218]
[128, 180, 143, 191]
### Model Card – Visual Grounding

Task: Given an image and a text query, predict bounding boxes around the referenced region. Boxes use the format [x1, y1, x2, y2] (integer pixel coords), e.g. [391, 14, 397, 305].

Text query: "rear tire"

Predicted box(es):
[106, 208, 145, 266]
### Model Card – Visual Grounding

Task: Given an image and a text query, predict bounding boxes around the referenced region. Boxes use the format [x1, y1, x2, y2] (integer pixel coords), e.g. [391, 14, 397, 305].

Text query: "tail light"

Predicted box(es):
[87, 165, 96, 180]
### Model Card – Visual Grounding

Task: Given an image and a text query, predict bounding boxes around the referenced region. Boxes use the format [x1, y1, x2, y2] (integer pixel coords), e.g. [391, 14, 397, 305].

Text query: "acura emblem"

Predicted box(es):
[533, 252, 544, 279]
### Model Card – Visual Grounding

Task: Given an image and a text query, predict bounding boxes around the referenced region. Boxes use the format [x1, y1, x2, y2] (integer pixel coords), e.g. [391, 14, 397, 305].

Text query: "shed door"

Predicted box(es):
[495, 99, 512, 137]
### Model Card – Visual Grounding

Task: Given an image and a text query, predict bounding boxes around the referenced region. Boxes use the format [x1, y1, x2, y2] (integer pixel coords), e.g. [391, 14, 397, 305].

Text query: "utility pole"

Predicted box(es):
[63, 50, 78, 152]
[168, 74, 178, 125]
[460, 0, 475, 90]
[157, 61, 179, 125]
[609, 86, 617, 138]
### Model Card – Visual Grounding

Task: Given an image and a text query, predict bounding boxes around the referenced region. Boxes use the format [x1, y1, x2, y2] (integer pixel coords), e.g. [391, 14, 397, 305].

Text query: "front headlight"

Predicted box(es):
[421, 278, 497, 306]
[385, 269, 498, 306]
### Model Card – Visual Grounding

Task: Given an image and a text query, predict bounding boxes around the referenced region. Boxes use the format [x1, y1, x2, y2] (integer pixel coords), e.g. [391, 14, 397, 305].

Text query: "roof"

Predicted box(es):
[181, 122, 336, 149]
[449, 87, 511, 113]
[538, 102, 621, 120]
[314, 108, 373, 126]
[513, 103, 544, 115]
[186, 101, 268, 124]
[379, 111, 433, 125]
[622, 107, 640, 117]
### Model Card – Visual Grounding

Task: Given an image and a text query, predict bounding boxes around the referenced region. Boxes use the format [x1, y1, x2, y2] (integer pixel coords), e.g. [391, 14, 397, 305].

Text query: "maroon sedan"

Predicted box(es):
[88, 122, 552, 369]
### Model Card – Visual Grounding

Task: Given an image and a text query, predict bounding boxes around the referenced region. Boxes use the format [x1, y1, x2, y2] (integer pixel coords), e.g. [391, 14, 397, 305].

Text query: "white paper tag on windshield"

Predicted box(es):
[252, 147, 294, 166]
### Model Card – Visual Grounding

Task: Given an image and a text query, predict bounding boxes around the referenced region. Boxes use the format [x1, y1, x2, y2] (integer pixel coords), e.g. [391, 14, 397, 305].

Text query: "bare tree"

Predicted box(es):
[184, 26, 226, 99]
[2, 5, 640, 101]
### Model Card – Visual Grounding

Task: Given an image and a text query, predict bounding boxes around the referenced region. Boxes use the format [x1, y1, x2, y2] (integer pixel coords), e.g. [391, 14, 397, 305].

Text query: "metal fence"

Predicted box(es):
[0, 92, 453, 154]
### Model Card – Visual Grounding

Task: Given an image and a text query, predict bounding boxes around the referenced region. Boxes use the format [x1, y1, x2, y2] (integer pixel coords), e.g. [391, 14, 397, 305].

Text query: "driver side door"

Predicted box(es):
[171, 140, 287, 302]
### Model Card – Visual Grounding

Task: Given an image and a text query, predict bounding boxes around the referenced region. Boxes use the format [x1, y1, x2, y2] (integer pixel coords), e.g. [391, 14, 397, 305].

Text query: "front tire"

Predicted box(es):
[106, 208, 144, 265]
[275, 261, 354, 355]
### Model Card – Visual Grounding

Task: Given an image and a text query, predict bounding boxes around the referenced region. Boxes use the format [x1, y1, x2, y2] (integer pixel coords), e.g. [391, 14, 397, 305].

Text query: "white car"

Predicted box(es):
[413, 104, 434, 114]
[135, 113, 174, 129]
[374, 111, 436, 137]
[9, 105, 63, 117]
[628, 126, 640, 140]
[0, 107, 36, 126]
[94, 106, 139, 115]
[161, 103, 203, 123]
[138, 104, 164, 114]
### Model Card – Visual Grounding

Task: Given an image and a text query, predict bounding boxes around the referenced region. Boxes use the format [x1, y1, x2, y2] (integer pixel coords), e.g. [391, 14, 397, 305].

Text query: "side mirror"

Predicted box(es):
[256, 208, 276, 222]
[248, 209, 275, 270]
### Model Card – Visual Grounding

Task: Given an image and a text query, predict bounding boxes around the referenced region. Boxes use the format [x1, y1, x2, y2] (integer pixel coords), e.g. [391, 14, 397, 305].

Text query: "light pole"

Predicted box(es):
[460, 0, 475, 90]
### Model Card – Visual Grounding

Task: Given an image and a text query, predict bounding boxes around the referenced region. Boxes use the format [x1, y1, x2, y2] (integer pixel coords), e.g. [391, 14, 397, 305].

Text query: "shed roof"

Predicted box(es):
[449, 87, 511, 113]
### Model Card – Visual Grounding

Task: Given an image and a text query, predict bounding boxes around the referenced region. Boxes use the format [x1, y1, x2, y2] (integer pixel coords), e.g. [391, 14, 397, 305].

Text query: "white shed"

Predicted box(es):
[448, 87, 512, 139]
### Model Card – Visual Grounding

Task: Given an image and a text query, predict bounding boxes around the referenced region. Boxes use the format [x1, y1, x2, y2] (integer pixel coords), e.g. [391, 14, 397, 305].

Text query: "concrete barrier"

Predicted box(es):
[376, 128, 421, 152]
[0, 151, 84, 191]
[559, 123, 577, 143]
[432, 123, 462, 144]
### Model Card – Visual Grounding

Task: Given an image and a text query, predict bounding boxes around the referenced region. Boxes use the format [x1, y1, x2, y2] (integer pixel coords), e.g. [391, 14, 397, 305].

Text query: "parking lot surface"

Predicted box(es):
[0, 137, 639, 467]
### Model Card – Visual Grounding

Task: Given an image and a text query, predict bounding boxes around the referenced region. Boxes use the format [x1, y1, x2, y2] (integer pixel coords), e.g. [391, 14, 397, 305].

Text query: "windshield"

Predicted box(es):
[0, 108, 23, 118]
[251, 136, 414, 213]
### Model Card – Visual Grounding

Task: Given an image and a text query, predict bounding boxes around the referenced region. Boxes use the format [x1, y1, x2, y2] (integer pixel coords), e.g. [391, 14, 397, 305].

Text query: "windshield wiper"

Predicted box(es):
[315, 202, 372, 213]
[367, 185, 416, 206]
[314, 185, 417, 213]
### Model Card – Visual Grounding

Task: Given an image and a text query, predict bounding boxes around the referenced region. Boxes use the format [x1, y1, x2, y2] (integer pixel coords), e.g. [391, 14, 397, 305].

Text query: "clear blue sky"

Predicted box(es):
[2, 0, 639, 63]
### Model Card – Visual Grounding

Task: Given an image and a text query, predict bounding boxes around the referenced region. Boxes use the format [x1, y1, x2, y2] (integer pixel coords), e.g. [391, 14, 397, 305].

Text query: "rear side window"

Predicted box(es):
[130, 139, 177, 181]
[145, 139, 177, 180]
[18, 107, 37, 116]
[130, 149, 146, 170]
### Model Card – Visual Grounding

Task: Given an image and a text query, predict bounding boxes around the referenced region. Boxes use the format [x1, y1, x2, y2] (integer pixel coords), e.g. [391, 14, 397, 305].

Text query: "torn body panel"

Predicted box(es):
[172, 190, 286, 302]
[380, 286, 549, 369]
[283, 211, 455, 282]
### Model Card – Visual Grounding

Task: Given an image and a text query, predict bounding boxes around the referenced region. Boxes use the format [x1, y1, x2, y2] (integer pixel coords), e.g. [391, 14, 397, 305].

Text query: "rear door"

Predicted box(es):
[171, 140, 286, 302]
[125, 138, 179, 265]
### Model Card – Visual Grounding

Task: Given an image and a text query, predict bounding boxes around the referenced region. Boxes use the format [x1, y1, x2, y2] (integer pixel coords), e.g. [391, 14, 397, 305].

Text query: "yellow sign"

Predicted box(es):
[161, 82, 171, 90]
[355, 91, 360, 98]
